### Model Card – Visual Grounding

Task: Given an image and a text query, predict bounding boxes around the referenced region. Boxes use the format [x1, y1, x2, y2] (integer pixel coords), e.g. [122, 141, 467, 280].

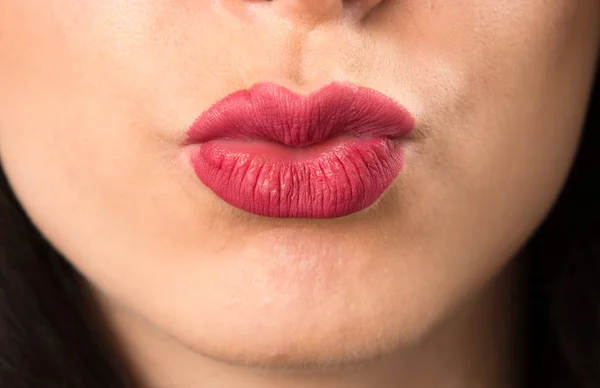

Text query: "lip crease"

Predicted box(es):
[184, 82, 415, 219]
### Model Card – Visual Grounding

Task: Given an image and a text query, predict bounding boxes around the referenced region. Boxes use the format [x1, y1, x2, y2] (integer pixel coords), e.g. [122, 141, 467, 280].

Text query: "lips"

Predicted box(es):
[185, 82, 415, 218]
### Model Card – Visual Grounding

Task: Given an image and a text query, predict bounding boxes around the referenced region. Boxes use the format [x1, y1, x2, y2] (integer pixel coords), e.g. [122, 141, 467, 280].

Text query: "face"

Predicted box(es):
[1, 0, 598, 369]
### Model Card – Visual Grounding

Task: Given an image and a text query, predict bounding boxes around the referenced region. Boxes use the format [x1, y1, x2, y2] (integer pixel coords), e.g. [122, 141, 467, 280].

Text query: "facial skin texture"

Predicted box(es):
[1, 1, 599, 387]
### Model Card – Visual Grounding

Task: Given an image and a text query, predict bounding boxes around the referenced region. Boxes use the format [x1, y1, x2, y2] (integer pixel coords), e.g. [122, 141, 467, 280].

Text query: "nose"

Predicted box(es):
[249, 0, 384, 27]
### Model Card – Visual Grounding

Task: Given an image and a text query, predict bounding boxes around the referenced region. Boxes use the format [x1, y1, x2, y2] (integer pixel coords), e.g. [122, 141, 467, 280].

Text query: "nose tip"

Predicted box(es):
[248, 0, 384, 27]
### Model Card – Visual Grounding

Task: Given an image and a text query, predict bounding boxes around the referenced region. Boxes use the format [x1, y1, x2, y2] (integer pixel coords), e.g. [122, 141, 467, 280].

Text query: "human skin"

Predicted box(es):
[0, 1, 599, 387]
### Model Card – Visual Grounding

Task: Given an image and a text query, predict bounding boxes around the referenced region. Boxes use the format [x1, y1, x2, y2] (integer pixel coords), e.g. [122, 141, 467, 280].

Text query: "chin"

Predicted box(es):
[147, 243, 442, 374]
[179, 306, 412, 372]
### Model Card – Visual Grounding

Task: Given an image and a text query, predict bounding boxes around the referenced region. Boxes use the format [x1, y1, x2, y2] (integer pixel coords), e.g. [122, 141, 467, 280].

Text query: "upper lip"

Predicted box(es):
[185, 82, 415, 147]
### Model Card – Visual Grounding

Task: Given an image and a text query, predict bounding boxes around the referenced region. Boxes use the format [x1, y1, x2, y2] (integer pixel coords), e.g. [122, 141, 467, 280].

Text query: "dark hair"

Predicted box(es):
[0, 72, 598, 387]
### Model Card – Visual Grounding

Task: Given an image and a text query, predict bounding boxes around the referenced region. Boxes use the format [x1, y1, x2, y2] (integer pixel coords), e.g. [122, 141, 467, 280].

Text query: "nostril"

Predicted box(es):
[239, 0, 383, 26]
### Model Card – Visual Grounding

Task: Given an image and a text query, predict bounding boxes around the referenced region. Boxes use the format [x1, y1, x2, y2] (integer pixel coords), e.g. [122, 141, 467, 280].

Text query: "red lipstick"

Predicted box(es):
[185, 82, 414, 218]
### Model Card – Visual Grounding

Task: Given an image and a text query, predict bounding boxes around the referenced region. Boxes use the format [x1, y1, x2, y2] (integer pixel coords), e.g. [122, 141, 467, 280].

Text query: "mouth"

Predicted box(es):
[184, 82, 415, 219]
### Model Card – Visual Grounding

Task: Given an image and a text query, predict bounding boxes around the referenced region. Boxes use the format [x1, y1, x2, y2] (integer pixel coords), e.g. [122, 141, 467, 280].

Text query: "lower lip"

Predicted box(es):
[188, 136, 406, 218]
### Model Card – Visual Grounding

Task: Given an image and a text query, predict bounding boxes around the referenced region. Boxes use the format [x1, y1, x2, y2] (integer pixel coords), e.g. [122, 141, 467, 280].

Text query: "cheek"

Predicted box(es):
[0, 1, 181, 222]
[414, 0, 598, 205]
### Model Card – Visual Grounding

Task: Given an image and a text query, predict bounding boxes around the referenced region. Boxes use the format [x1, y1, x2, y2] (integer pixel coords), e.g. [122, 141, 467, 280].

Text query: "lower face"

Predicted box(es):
[0, 0, 598, 368]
